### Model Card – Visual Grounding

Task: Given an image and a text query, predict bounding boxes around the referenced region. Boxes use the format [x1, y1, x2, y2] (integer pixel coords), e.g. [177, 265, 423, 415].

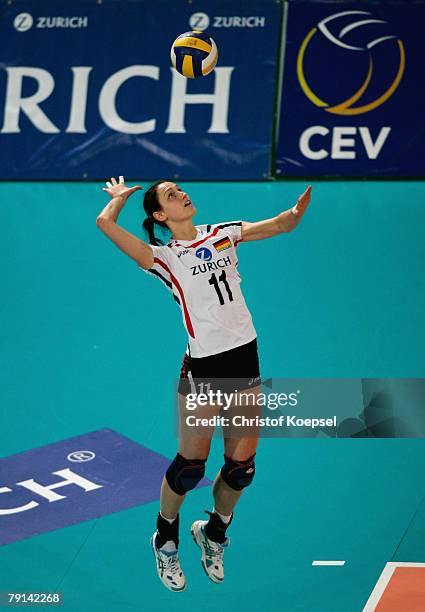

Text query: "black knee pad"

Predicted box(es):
[220, 453, 256, 491]
[166, 453, 206, 496]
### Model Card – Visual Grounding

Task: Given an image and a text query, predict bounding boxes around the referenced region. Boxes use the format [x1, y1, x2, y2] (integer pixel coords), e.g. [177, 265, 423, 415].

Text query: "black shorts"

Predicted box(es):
[178, 338, 261, 395]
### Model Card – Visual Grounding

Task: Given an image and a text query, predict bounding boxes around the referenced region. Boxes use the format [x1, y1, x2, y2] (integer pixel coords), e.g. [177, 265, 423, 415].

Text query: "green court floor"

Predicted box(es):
[1, 181, 425, 611]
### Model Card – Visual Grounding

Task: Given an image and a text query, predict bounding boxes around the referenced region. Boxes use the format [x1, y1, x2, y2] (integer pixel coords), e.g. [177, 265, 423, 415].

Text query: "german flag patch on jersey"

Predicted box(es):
[213, 236, 232, 252]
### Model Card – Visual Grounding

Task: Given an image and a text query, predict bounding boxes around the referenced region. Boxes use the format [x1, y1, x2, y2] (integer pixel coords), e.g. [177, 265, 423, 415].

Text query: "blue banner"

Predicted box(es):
[0, 0, 281, 180]
[276, 1, 425, 177]
[0, 429, 210, 546]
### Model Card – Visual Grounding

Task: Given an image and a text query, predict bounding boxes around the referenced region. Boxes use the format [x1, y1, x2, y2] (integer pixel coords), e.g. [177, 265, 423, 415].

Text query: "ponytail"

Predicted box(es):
[142, 180, 170, 246]
[142, 216, 163, 246]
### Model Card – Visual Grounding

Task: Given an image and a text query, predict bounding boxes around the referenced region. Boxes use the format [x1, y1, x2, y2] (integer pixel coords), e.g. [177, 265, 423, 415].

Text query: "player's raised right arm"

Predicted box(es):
[96, 176, 154, 270]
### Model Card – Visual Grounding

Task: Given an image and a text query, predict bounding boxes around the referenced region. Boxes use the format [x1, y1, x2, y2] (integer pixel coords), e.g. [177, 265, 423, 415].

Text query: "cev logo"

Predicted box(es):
[13, 12, 33, 32]
[195, 247, 212, 261]
[297, 10, 405, 115]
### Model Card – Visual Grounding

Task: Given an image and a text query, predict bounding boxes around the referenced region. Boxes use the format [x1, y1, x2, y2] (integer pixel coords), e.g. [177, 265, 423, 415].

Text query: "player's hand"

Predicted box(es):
[102, 176, 143, 200]
[292, 185, 312, 218]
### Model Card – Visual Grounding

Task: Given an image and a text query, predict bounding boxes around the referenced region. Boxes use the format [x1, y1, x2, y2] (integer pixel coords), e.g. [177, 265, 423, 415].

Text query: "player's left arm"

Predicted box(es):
[241, 185, 312, 242]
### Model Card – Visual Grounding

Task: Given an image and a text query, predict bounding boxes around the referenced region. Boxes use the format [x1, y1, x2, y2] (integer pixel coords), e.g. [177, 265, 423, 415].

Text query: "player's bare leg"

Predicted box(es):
[151, 393, 215, 592]
[192, 386, 261, 583]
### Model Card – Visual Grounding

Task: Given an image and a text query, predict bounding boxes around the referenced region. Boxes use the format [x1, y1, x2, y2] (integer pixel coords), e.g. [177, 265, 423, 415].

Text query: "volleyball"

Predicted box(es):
[170, 30, 218, 78]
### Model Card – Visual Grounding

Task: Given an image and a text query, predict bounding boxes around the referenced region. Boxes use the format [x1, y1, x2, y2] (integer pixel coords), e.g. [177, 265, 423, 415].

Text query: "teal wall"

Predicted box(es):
[1, 181, 425, 458]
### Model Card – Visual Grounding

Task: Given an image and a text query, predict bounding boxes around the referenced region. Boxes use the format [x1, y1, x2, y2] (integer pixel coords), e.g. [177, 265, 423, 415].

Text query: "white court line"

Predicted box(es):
[312, 560, 346, 566]
[363, 562, 425, 612]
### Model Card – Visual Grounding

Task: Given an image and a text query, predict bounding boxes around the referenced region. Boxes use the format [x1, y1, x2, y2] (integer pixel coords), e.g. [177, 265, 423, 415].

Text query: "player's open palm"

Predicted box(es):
[102, 175, 142, 200]
[293, 185, 312, 218]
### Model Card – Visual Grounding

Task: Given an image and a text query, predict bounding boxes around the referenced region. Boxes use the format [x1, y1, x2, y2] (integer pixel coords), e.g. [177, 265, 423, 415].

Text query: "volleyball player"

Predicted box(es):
[96, 177, 312, 591]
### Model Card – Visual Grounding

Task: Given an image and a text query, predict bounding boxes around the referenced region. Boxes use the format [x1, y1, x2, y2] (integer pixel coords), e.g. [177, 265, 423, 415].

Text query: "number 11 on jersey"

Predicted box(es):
[208, 271, 234, 305]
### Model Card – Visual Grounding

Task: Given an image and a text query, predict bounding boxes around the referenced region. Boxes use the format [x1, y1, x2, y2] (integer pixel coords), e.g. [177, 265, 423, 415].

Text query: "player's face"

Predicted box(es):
[155, 182, 196, 224]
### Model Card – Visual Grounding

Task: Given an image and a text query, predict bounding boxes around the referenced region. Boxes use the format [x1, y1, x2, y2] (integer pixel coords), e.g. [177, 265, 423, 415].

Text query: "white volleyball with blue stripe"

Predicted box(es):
[170, 30, 218, 78]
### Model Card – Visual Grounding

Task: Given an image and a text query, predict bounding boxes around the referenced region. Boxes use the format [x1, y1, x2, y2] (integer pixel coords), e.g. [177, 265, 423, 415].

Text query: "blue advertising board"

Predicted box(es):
[276, 1, 425, 177]
[0, 0, 281, 180]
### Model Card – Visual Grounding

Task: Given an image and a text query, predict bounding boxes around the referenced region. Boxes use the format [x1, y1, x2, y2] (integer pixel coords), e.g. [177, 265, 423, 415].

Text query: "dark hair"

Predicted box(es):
[142, 180, 170, 246]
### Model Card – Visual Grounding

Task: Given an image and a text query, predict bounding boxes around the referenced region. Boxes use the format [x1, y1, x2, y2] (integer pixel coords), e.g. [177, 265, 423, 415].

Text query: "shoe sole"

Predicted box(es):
[150, 535, 186, 592]
[190, 525, 223, 584]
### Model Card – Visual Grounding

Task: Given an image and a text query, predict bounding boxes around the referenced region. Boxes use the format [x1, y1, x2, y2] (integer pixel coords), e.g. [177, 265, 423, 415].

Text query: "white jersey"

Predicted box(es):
[142, 221, 257, 358]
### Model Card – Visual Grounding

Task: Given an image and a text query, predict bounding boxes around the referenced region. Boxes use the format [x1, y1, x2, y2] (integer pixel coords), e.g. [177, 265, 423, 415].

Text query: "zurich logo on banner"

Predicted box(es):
[0, 429, 210, 546]
[195, 247, 212, 261]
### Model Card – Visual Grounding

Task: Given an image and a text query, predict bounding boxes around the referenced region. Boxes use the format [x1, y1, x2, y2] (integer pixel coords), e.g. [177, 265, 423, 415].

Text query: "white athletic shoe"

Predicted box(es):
[150, 532, 186, 592]
[191, 520, 229, 583]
